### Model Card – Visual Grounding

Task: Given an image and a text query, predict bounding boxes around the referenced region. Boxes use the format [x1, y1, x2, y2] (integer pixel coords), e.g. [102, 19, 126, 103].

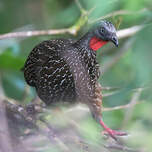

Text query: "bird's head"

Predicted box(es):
[89, 20, 118, 51]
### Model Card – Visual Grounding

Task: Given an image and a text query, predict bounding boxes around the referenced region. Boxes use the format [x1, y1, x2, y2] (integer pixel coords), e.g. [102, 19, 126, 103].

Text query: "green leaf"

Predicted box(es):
[0, 49, 25, 70]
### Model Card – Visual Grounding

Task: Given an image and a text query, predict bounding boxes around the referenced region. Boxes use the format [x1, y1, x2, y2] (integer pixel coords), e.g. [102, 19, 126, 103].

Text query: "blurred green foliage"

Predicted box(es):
[0, 0, 152, 151]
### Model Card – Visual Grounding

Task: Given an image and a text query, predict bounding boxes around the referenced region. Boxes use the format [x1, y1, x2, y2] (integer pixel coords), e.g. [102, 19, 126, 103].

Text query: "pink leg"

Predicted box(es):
[99, 119, 127, 140]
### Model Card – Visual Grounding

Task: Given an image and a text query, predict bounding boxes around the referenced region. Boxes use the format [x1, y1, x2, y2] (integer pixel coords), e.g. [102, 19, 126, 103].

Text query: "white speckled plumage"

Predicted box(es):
[23, 21, 126, 140]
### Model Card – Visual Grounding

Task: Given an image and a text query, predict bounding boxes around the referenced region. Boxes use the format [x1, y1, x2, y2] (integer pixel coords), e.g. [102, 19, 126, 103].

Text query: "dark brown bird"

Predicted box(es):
[23, 20, 126, 140]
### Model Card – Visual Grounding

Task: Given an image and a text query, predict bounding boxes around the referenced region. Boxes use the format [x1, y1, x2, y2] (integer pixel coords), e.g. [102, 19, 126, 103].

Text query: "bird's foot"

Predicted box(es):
[99, 119, 127, 141]
[102, 128, 127, 141]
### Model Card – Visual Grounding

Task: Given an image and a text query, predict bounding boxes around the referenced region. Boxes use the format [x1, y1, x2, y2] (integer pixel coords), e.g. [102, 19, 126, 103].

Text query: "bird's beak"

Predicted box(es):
[110, 35, 119, 47]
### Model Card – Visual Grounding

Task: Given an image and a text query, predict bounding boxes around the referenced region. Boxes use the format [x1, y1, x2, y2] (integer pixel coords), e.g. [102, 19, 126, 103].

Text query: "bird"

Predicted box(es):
[23, 20, 126, 140]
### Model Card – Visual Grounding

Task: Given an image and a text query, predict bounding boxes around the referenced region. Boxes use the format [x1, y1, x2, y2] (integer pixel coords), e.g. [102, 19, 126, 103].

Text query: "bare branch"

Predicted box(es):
[0, 24, 143, 41]
[103, 101, 142, 112]
[0, 28, 76, 40]
[117, 25, 143, 39]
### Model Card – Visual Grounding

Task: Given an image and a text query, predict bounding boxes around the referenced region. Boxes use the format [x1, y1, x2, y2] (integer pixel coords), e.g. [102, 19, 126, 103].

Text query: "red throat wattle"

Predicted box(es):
[90, 37, 108, 51]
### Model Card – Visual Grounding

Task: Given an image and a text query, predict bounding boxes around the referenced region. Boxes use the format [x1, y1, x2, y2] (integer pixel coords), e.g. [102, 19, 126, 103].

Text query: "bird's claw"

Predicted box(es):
[102, 128, 127, 141]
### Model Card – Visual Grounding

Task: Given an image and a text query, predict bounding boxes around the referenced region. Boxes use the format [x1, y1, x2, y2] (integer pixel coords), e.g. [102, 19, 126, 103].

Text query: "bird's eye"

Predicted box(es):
[101, 28, 105, 34]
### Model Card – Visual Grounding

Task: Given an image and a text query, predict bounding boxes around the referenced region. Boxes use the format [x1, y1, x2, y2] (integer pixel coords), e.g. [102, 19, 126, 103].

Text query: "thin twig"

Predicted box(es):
[101, 86, 120, 91]
[89, 9, 146, 23]
[65, 100, 142, 114]
[104, 143, 142, 152]
[103, 101, 142, 112]
[90, 10, 131, 23]
[102, 91, 119, 97]
[39, 118, 71, 152]
[122, 88, 142, 128]
[0, 0, 87, 40]
[101, 38, 134, 74]
[88, 5, 97, 15]
[74, 0, 85, 13]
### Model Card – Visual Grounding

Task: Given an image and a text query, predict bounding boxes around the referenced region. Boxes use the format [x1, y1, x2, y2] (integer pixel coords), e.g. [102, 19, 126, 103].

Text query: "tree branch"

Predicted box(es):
[122, 88, 142, 127]
[74, 0, 86, 13]
[0, 24, 143, 41]
[0, 28, 74, 40]
[101, 38, 134, 74]
[117, 25, 143, 39]
[103, 101, 142, 112]
[89, 9, 146, 23]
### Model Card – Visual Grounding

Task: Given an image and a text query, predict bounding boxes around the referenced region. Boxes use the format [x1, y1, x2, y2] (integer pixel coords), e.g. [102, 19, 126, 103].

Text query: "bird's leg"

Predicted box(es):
[99, 119, 127, 141]
[90, 83, 127, 141]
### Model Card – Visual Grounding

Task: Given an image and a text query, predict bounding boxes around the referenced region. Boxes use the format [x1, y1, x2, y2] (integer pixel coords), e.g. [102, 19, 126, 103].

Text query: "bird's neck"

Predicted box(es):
[75, 32, 108, 51]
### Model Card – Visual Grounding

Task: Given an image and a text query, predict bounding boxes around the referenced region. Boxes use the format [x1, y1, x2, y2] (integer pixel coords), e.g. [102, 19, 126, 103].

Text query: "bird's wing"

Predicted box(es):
[23, 39, 73, 87]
